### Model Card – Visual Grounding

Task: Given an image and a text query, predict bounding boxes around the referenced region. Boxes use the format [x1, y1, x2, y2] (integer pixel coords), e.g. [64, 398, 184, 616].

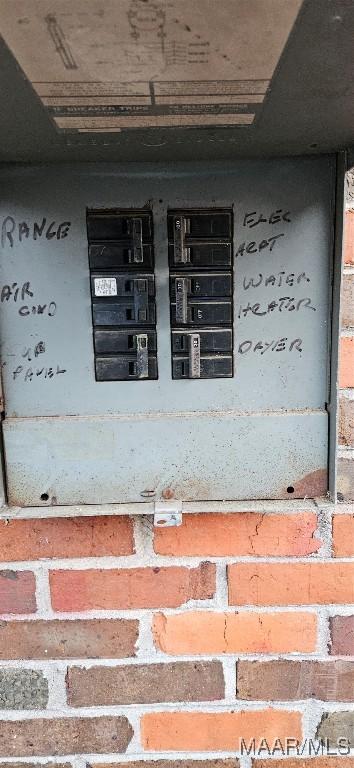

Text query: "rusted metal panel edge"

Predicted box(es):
[2, 411, 329, 505]
[328, 152, 346, 500]
[0, 498, 332, 520]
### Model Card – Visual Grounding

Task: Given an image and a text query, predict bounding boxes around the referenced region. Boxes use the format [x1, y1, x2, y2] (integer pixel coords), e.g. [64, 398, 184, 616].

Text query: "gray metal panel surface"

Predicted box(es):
[3, 411, 328, 505]
[0, 157, 334, 505]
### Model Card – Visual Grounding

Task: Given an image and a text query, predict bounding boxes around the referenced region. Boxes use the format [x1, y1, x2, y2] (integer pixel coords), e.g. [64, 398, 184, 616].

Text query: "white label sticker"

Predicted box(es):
[94, 277, 117, 297]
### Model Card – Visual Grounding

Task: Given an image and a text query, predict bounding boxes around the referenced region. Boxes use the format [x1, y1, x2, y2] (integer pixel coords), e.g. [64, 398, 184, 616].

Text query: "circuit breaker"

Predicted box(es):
[0, 157, 336, 506]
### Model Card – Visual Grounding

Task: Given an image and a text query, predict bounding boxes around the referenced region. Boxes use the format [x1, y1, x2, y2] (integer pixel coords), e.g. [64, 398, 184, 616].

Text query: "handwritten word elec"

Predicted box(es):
[243, 271, 310, 290]
[238, 338, 303, 355]
[238, 296, 316, 318]
[1, 217, 71, 249]
[243, 210, 291, 228]
[0, 281, 33, 303]
[235, 234, 284, 258]
[19, 302, 57, 317]
[12, 364, 66, 382]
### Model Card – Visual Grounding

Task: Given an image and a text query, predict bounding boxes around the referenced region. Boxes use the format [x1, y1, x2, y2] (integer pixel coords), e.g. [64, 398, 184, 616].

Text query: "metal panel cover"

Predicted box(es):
[0, 157, 334, 506]
[0, 0, 301, 134]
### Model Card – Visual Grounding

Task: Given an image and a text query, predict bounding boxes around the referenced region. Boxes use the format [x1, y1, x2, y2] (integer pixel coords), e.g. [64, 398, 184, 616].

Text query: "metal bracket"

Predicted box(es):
[153, 500, 183, 527]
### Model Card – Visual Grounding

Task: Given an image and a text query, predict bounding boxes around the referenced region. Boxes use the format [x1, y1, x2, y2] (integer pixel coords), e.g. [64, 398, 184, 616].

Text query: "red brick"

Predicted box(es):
[339, 337, 354, 388]
[344, 210, 354, 265]
[154, 513, 320, 557]
[141, 711, 302, 752]
[338, 396, 354, 445]
[237, 660, 354, 701]
[0, 619, 138, 659]
[317, 712, 354, 745]
[228, 563, 354, 605]
[330, 615, 354, 655]
[67, 662, 224, 706]
[153, 611, 317, 654]
[342, 274, 354, 328]
[0, 716, 133, 756]
[333, 515, 354, 556]
[0, 516, 134, 561]
[50, 563, 215, 611]
[337, 457, 354, 500]
[0, 571, 36, 614]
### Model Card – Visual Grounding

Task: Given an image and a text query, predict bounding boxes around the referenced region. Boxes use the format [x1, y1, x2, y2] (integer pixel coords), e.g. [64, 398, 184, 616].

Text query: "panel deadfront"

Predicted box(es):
[0, 158, 334, 506]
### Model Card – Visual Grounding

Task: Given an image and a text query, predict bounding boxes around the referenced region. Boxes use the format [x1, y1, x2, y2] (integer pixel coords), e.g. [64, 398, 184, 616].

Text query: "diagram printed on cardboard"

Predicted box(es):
[0, 0, 302, 132]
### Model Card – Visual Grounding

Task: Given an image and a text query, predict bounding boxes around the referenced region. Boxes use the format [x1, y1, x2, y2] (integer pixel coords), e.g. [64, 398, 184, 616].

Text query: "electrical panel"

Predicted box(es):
[0, 157, 336, 506]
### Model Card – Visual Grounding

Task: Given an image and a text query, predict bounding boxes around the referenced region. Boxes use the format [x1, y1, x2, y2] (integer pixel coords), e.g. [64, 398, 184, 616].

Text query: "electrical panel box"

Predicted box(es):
[0, 156, 336, 507]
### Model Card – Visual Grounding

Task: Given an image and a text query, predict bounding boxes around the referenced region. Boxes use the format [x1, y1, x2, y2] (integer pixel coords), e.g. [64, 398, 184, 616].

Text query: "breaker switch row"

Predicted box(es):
[168, 209, 233, 380]
[87, 210, 158, 381]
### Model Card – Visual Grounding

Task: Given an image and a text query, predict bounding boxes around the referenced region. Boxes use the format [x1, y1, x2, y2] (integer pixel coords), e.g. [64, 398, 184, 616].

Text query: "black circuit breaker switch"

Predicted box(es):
[170, 272, 232, 298]
[171, 329, 232, 354]
[91, 273, 155, 298]
[92, 300, 156, 327]
[172, 354, 233, 379]
[95, 352, 158, 382]
[89, 242, 154, 270]
[91, 273, 155, 325]
[171, 298, 232, 326]
[168, 208, 233, 380]
[168, 211, 232, 241]
[87, 209, 157, 381]
[169, 242, 232, 270]
[94, 329, 157, 355]
[87, 212, 152, 241]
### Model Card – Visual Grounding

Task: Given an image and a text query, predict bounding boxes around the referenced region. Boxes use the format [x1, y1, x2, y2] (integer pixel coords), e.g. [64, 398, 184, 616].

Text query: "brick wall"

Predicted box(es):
[0, 505, 352, 766]
[0, 175, 353, 768]
[338, 174, 354, 498]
